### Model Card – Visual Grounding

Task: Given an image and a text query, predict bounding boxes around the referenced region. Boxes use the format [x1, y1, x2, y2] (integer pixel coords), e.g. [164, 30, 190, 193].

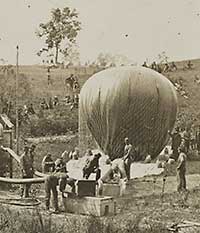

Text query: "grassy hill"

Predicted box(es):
[1, 59, 200, 136]
[22, 60, 200, 123]
[163, 59, 200, 129]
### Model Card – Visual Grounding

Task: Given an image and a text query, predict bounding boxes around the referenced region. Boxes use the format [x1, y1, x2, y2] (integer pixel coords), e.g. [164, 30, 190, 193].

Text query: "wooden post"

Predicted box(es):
[15, 45, 19, 155]
[9, 130, 13, 178]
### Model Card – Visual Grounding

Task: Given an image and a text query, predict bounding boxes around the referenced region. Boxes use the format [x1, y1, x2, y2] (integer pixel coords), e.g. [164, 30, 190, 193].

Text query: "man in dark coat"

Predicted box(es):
[83, 152, 101, 181]
[20, 146, 34, 198]
[168, 127, 182, 160]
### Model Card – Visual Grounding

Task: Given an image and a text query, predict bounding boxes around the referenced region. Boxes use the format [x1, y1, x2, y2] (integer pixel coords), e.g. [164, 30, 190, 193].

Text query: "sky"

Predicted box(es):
[0, 0, 200, 65]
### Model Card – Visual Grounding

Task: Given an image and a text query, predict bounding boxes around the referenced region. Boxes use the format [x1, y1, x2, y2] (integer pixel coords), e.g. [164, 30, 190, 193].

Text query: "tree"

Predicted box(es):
[62, 43, 80, 66]
[157, 51, 169, 64]
[95, 53, 132, 67]
[36, 7, 81, 64]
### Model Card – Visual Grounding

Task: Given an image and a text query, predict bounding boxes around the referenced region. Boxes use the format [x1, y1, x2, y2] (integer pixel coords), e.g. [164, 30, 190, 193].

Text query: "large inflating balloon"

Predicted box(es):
[79, 66, 178, 160]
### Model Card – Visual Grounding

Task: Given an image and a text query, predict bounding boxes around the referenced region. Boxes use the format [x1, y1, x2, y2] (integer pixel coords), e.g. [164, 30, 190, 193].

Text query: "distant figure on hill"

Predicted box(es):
[40, 98, 48, 110]
[186, 60, 193, 69]
[65, 74, 75, 89]
[65, 74, 77, 102]
[47, 67, 53, 85]
[163, 63, 170, 72]
[48, 97, 53, 109]
[194, 75, 200, 84]
[70, 94, 79, 111]
[53, 96, 59, 106]
[73, 80, 80, 92]
[170, 62, 177, 71]
[151, 61, 157, 71]
[142, 61, 148, 68]
[156, 64, 162, 73]
[27, 103, 35, 115]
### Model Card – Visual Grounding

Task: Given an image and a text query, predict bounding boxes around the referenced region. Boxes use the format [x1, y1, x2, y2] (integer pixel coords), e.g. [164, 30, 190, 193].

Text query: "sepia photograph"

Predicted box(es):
[0, 0, 199, 232]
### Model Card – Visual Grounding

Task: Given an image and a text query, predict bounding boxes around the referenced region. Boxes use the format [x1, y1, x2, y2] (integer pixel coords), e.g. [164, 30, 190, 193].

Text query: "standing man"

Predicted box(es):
[177, 145, 187, 193]
[182, 127, 191, 153]
[47, 67, 52, 85]
[123, 137, 134, 180]
[168, 127, 182, 160]
[29, 144, 36, 167]
[44, 174, 59, 213]
[45, 173, 76, 213]
[20, 146, 34, 198]
[55, 156, 67, 173]
[69, 147, 79, 160]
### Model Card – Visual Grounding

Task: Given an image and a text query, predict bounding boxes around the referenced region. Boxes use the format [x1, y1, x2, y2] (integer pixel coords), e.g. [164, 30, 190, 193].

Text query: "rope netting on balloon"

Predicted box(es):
[79, 68, 177, 161]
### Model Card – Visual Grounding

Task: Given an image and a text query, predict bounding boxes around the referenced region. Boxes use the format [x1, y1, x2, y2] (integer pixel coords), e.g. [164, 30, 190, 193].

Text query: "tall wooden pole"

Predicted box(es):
[16, 45, 19, 155]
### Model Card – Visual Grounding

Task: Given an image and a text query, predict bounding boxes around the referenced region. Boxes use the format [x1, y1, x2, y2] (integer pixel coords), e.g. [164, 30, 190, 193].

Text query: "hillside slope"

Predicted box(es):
[164, 59, 200, 128]
[1, 60, 200, 130]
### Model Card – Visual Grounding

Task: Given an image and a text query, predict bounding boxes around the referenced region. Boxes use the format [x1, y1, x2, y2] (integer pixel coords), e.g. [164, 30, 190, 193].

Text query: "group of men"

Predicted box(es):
[40, 96, 59, 110]
[18, 133, 188, 212]
[40, 148, 103, 213]
[142, 60, 193, 73]
[19, 137, 134, 213]
[169, 126, 200, 158]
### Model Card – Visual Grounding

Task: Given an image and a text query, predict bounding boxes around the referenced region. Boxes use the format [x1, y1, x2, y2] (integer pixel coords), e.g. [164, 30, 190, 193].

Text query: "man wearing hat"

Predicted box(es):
[177, 144, 187, 193]
[20, 145, 34, 198]
[168, 127, 182, 160]
[83, 151, 102, 181]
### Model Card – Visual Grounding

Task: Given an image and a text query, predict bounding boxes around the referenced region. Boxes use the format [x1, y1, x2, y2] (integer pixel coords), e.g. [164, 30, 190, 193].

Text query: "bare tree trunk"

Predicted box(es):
[55, 46, 59, 64]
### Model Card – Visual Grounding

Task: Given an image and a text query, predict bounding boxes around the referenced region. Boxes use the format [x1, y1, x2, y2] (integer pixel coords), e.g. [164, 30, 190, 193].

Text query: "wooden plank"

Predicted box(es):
[2, 147, 46, 177]
[183, 221, 200, 227]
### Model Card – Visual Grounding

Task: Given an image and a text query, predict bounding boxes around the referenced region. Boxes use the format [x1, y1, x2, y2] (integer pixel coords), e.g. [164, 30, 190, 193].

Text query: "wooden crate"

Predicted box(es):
[76, 180, 96, 197]
[102, 183, 121, 197]
[63, 196, 116, 216]
[101, 180, 126, 197]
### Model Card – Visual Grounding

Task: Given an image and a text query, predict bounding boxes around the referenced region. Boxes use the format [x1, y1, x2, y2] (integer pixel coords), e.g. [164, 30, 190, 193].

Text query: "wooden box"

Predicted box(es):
[63, 196, 116, 216]
[76, 180, 96, 197]
[102, 183, 121, 197]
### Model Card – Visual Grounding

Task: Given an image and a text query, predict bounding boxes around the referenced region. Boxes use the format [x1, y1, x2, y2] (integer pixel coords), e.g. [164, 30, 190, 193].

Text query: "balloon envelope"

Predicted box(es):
[79, 66, 178, 160]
